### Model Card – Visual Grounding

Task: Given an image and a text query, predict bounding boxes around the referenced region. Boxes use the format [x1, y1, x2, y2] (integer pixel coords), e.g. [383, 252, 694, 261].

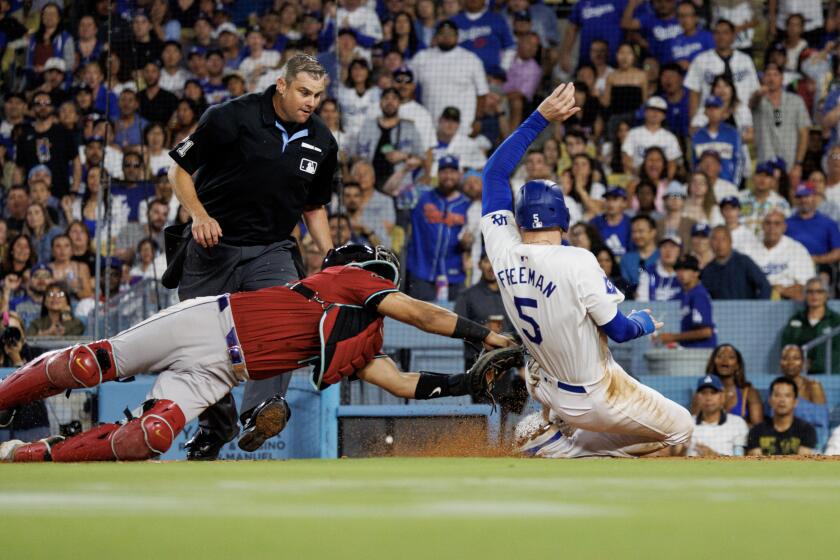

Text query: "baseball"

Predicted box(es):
[385, 435, 394, 445]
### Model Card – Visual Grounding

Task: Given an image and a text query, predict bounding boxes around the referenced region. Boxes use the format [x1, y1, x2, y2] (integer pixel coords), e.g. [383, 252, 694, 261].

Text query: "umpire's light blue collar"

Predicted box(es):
[261, 84, 311, 152]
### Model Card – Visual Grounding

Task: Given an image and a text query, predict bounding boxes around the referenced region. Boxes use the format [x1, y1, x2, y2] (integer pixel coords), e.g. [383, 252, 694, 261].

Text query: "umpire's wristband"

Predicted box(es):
[452, 316, 491, 344]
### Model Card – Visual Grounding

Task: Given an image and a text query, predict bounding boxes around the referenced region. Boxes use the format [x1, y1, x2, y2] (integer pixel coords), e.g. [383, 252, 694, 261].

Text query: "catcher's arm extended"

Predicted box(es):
[376, 291, 512, 349]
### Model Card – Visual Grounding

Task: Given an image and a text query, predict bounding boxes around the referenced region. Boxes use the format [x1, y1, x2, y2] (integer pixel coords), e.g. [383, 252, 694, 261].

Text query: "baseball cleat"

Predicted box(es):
[184, 429, 236, 461]
[0, 408, 15, 428]
[237, 396, 291, 452]
[0, 439, 24, 462]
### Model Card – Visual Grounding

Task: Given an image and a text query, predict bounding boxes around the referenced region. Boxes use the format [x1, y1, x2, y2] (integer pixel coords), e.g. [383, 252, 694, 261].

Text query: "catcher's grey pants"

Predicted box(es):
[178, 239, 301, 439]
[110, 296, 247, 423]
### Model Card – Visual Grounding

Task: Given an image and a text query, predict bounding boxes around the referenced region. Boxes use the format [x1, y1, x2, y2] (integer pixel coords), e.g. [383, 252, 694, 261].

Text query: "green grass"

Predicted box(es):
[1, 458, 839, 559]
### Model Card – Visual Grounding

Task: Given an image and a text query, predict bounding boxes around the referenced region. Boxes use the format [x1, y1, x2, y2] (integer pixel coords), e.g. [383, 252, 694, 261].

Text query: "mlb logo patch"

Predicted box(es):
[300, 158, 318, 174]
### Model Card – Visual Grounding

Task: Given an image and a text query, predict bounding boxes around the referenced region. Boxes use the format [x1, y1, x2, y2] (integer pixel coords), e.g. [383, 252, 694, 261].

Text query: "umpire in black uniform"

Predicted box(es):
[167, 54, 337, 460]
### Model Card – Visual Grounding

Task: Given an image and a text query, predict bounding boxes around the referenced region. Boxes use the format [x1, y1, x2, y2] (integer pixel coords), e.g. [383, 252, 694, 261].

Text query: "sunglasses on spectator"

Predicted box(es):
[394, 76, 412, 84]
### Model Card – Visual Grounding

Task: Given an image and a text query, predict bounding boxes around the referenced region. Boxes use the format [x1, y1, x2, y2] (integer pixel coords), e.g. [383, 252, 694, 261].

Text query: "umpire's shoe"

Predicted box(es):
[184, 428, 237, 461]
[237, 396, 291, 452]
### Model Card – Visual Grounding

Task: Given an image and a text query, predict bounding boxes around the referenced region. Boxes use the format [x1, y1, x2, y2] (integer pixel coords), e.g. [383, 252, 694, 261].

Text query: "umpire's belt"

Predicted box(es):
[543, 376, 586, 394]
[217, 295, 247, 378]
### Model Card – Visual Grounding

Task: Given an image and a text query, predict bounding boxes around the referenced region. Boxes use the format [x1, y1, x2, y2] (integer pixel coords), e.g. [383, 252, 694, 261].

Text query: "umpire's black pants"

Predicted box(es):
[179, 238, 301, 442]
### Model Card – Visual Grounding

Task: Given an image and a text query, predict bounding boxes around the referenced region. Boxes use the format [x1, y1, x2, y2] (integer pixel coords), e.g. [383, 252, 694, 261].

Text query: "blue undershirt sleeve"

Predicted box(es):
[601, 309, 656, 343]
[481, 110, 549, 216]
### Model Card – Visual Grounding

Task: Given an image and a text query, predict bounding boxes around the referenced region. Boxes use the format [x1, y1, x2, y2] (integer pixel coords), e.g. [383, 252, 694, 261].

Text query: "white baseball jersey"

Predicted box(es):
[481, 209, 622, 385]
[621, 126, 682, 168]
[410, 46, 489, 126]
[686, 413, 749, 456]
[751, 235, 815, 288]
[685, 50, 760, 107]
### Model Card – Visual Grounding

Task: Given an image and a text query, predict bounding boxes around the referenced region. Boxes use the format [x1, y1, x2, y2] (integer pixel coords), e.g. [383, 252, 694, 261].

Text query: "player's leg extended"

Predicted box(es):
[0, 340, 118, 413]
[355, 356, 471, 399]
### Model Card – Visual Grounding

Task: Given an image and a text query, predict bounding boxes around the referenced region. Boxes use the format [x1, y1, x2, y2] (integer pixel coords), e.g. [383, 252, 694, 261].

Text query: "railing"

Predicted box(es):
[802, 324, 840, 376]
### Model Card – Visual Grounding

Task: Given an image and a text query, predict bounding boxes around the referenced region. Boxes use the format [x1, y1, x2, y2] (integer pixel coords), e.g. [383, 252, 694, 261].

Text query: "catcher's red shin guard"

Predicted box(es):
[0, 340, 118, 410]
[18, 399, 187, 462]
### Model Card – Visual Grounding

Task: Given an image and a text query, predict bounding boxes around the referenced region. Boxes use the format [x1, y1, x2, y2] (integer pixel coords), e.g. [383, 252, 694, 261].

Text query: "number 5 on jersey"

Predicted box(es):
[514, 296, 543, 344]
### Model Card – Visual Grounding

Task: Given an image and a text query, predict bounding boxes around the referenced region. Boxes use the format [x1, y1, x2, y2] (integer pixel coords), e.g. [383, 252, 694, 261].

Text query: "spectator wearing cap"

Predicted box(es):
[114, 90, 149, 149]
[452, 0, 516, 77]
[159, 41, 191, 97]
[636, 235, 682, 302]
[410, 20, 489, 130]
[26, 3, 74, 75]
[670, 1, 714, 70]
[696, 149, 737, 203]
[36, 57, 70, 107]
[739, 161, 790, 239]
[619, 214, 659, 293]
[657, 254, 717, 348]
[239, 27, 281, 88]
[215, 22, 244, 70]
[393, 68, 435, 151]
[747, 377, 816, 456]
[505, 0, 560, 47]
[786, 184, 840, 271]
[621, 96, 682, 177]
[677, 374, 749, 457]
[121, 9, 163, 72]
[659, 63, 690, 141]
[719, 196, 760, 259]
[752, 209, 814, 301]
[8, 263, 51, 329]
[782, 278, 840, 374]
[688, 223, 714, 269]
[80, 61, 119, 121]
[685, 19, 759, 118]
[80, 131, 123, 181]
[691, 96, 743, 186]
[657, 180, 695, 248]
[503, 31, 542, 129]
[750, 62, 811, 187]
[700, 225, 770, 299]
[407, 155, 471, 301]
[16, 91, 81, 198]
[353, 87, 426, 190]
[561, 0, 625, 73]
[337, 0, 383, 52]
[590, 187, 633, 258]
[432, 107, 488, 174]
[621, 0, 682, 65]
[199, 50, 230, 106]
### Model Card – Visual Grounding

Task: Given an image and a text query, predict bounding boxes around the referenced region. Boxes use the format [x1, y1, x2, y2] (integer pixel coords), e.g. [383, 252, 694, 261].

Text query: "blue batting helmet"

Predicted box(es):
[514, 180, 570, 231]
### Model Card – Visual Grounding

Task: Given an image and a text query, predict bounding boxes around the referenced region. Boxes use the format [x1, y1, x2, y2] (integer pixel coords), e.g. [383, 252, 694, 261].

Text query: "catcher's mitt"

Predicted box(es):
[467, 344, 526, 402]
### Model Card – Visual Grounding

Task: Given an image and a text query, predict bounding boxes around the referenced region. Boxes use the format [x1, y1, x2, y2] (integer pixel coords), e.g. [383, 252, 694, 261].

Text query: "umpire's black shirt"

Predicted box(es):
[169, 85, 338, 246]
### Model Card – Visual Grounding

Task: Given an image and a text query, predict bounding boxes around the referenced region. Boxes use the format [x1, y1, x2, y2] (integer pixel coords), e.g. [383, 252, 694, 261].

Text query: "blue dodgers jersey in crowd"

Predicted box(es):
[638, 263, 681, 302]
[665, 88, 690, 139]
[407, 188, 471, 283]
[569, 0, 627, 66]
[679, 283, 717, 348]
[670, 29, 714, 64]
[590, 214, 634, 257]
[452, 10, 515, 73]
[691, 123, 742, 184]
[110, 181, 156, 222]
[636, 10, 682, 64]
[785, 212, 840, 256]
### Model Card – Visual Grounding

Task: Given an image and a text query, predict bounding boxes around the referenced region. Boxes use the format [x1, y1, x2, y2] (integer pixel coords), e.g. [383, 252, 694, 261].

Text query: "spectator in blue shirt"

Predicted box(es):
[620, 214, 660, 292]
[658, 254, 717, 348]
[453, 0, 516, 75]
[659, 62, 690, 140]
[786, 184, 840, 274]
[590, 187, 634, 257]
[670, 1, 714, 70]
[691, 95, 742, 185]
[622, 0, 682, 65]
[701, 226, 770, 299]
[560, 0, 627, 72]
[407, 156, 472, 301]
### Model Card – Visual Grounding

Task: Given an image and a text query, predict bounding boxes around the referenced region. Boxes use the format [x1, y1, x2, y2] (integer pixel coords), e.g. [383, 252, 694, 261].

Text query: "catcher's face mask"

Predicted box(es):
[322, 244, 401, 287]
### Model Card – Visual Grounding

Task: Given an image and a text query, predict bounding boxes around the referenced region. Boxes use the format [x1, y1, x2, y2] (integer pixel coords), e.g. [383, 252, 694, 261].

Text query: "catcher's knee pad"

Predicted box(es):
[46, 340, 118, 389]
[110, 399, 186, 461]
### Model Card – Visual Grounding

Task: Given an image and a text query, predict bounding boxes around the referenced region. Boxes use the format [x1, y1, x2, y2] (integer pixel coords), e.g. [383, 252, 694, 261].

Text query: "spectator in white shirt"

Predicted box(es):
[239, 26, 281, 89]
[337, 0, 383, 54]
[393, 67, 436, 151]
[338, 58, 381, 141]
[719, 195, 760, 260]
[158, 41, 191, 97]
[685, 19, 760, 118]
[752, 209, 815, 301]
[621, 96, 682, 177]
[677, 374, 749, 457]
[431, 106, 488, 175]
[410, 19, 489, 131]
